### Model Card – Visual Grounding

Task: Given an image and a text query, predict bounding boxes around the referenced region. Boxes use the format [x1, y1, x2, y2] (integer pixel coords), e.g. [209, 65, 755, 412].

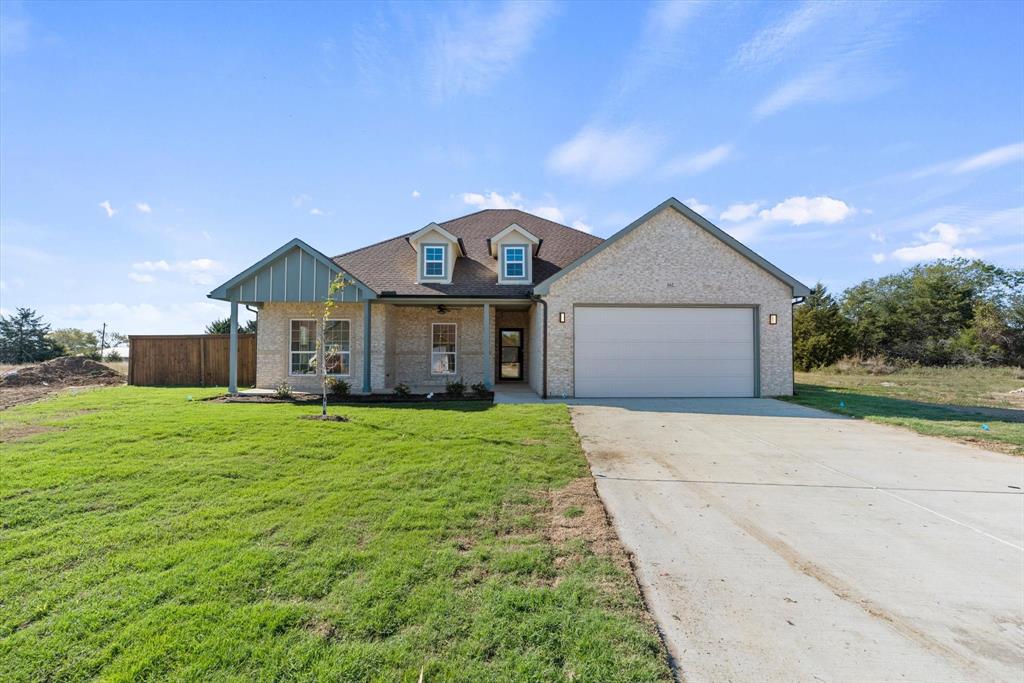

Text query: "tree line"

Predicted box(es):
[0, 308, 127, 364]
[794, 258, 1024, 370]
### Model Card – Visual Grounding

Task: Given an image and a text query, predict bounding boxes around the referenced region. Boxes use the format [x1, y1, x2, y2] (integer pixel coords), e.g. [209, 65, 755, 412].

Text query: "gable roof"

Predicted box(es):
[533, 197, 811, 297]
[334, 209, 603, 297]
[208, 237, 376, 303]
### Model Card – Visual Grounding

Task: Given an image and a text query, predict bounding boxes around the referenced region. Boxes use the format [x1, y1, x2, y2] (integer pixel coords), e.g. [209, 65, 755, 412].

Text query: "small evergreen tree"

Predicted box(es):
[0, 308, 62, 363]
[206, 318, 257, 334]
[793, 284, 853, 370]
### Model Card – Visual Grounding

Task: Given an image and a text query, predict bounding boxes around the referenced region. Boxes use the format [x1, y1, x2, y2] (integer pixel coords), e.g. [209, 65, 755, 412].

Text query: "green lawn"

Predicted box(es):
[786, 367, 1024, 456]
[0, 387, 670, 682]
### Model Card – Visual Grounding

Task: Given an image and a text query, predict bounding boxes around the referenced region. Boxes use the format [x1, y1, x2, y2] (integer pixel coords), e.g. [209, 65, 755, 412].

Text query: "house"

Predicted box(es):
[208, 197, 810, 398]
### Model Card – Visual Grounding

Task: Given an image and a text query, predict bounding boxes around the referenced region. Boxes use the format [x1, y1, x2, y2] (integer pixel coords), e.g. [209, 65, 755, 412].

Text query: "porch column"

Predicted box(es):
[362, 299, 372, 393]
[228, 300, 238, 395]
[482, 303, 491, 388]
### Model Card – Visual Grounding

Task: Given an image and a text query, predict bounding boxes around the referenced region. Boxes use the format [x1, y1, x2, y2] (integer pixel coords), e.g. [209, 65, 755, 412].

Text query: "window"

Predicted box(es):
[324, 320, 351, 375]
[424, 245, 445, 278]
[290, 320, 316, 375]
[431, 323, 457, 375]
[503, 245, 526, 279]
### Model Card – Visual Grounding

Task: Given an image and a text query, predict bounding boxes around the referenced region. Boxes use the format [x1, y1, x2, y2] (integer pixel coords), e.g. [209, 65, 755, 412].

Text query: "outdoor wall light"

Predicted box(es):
[768, 313, 778, 325]
[559, 312, 566, 323]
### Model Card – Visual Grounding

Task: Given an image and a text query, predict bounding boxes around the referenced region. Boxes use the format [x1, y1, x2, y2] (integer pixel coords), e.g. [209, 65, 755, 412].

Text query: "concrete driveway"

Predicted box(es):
[570, 398, 1024, 682]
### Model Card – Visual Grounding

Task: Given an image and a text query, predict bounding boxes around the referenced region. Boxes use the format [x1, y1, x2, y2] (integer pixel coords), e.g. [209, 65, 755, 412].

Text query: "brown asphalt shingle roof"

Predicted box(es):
[333, 209, 603, 297]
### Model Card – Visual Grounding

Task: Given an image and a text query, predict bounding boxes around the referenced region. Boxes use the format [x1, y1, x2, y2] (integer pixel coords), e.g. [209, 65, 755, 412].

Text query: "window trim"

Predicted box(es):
[502, 244, 528, 280]
[288, 318, 352, 377]
[422, 243, 447, 279]
[430, 322, 458, 376]
[288, 318, 318, 377]
[323, 318, 352, 377]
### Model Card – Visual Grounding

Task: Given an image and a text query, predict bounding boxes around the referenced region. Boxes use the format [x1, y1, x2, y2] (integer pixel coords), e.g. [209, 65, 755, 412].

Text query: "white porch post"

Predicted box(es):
[228, 300, 238, 394]
[482, 303, 491, 388]
[363, 300, 372, 393]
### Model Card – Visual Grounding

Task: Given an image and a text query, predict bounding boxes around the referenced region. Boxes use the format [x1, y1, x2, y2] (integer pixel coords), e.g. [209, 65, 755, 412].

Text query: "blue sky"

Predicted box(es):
[1, 0, 1022, 335]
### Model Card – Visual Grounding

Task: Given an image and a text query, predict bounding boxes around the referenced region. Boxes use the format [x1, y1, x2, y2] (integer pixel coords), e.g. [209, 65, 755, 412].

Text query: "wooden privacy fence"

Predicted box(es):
[128, 334, 256, 387]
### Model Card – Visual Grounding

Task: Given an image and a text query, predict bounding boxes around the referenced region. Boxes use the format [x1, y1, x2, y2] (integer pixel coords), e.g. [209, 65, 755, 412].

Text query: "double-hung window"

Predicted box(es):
[324, 320, 350, 375]
[503, 245, 526, 279]
[431, 323, 457, 375]
[290, 320, 316, 375]
[424, 245, 446, 278]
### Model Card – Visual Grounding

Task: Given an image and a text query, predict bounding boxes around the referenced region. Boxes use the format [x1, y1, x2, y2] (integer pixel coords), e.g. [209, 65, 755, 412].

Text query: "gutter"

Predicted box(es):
[531, 294, 548, 399]
[791, 296, 805, 394]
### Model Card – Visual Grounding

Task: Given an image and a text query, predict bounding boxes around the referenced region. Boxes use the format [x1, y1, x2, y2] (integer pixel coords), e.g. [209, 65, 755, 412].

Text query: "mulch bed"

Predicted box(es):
[299, 414, 350, 422]
[209, 391, 494, 405]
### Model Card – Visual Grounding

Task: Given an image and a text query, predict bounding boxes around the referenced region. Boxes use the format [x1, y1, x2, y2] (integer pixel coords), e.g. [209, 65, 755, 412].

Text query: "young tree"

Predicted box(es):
[309, 274, 352, 417]
[793, 283, 853, 370]
[48, 328, 100, 358]
[0, 308, 62, 363]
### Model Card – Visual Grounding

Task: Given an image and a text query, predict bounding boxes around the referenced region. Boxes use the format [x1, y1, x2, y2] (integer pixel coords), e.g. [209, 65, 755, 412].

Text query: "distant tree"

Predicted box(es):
[106, 349, 124, 362]
[793, 283, 853, 370]
[0, 308, 62, 363]
[205, 318, 257, 334]
[48, 328, 100, 358]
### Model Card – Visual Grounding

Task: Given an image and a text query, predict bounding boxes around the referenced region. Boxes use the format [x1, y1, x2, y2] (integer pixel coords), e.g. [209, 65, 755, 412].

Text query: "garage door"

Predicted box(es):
[574, 306, 756, 398]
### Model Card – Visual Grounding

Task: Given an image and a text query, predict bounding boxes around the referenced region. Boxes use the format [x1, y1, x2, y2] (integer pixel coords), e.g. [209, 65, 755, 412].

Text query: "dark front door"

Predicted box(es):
[499, 328, 523, 380]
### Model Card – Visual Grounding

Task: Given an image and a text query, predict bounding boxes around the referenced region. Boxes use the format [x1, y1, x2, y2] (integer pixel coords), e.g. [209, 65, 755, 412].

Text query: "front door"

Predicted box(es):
[499, 328, 523, 380]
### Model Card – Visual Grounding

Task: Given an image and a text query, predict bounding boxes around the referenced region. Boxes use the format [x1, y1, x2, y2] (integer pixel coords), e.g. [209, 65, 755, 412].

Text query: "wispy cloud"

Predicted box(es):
[910, 142, 1024, 179]
[612, 0, 705, 99]
[547, 125, 660, 184]
[99, 200, 116, 218]
[458, 191, 592, 232]
[129, 272, 155, 284]
[309, 208, 325, 216]
[665, 144, 733, 175]
[411, 190, 421, 199]
[135, 202, 152, 214]
[292, 193, 312, 208]
[884, 223, 980, 263]
[746, 2, 910, 118]
[427, 1, 555, 102]
[683, 198, 713, 216]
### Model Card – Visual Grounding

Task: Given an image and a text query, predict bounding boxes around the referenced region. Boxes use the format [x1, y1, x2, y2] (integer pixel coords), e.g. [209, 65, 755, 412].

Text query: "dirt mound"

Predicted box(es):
[0, 357, 124, 388]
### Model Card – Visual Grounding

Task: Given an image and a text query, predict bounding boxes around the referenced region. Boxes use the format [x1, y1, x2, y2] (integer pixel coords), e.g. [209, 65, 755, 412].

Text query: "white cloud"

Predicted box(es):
[571, 220, 593, 234]
[135, 202, 152, 214]
[758, 196, 855, 225]
[665, 144, 733, 175]
[99, 200, 116, 218]
[129, 272, 155, 284]
[54, 301, 229, 336]
[720, 202, 760, 222]
[309, 208, 325, 216]
[732, 2, 833, 70]
[869, 230, 885, 243]
[131, 258, 224, 286]
[292, 193, 312, 207]
[427, 1, 554, 101]
[683, 198, 713, 216]
[547, 125, 659, 184]
[458, 191, 590, 231]
[411, 190, 421, 199]
[888, 222, 980, 263]
[951, 142, 1024, 175]
[871, 253, 886, 264]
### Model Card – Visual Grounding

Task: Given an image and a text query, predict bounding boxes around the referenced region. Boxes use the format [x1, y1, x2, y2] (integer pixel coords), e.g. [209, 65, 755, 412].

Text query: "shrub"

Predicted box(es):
[470, 381, 489, 396]
[393, 383, 412, 397]
[275, 381, 293, 399]
[326, 377, 350, 397]
[445, 377, 466, 396]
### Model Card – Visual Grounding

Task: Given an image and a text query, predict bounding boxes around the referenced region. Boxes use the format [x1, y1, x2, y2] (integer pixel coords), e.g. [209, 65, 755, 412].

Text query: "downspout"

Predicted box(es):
[531, 294, 548, 399]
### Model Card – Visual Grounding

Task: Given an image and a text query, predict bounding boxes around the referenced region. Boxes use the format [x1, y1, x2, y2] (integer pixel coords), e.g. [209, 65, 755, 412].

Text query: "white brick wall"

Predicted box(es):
[540, 206, 795, 397]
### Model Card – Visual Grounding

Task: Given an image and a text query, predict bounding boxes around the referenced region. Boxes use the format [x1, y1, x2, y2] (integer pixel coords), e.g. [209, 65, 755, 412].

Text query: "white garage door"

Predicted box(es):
[574, 306, 756, 398]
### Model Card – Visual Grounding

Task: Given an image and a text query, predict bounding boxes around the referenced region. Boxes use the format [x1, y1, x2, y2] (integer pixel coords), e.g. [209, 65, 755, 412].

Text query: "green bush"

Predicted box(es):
[393, 383, 412, 397]
[274, 382, 293, 399]
[325, 377, 350, 397]
[470, 382, 489, 396]
[445, 377, 466, 396]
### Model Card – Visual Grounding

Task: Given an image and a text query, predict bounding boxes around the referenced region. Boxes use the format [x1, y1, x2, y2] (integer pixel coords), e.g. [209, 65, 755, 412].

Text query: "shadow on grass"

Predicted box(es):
[785, 384, 1023, 424]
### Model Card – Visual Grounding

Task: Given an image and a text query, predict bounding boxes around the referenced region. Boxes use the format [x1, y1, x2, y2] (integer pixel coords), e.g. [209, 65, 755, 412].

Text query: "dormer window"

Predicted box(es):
[503, 245, 526, 279]
[424, 245, 446, 278]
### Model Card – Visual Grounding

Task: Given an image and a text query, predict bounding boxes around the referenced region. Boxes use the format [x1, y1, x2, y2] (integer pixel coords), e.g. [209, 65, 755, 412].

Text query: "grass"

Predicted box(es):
[785, 366, 1024, 456]
[0, 387, 670, 682]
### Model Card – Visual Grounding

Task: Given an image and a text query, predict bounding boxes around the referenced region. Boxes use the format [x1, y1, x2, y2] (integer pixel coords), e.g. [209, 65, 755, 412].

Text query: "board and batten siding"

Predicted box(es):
[224, 245, 367, 304]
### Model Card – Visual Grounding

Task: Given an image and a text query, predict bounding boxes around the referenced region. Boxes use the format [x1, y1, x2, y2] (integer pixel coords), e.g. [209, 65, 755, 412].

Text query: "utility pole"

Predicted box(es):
[98, 323, 107, 360]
